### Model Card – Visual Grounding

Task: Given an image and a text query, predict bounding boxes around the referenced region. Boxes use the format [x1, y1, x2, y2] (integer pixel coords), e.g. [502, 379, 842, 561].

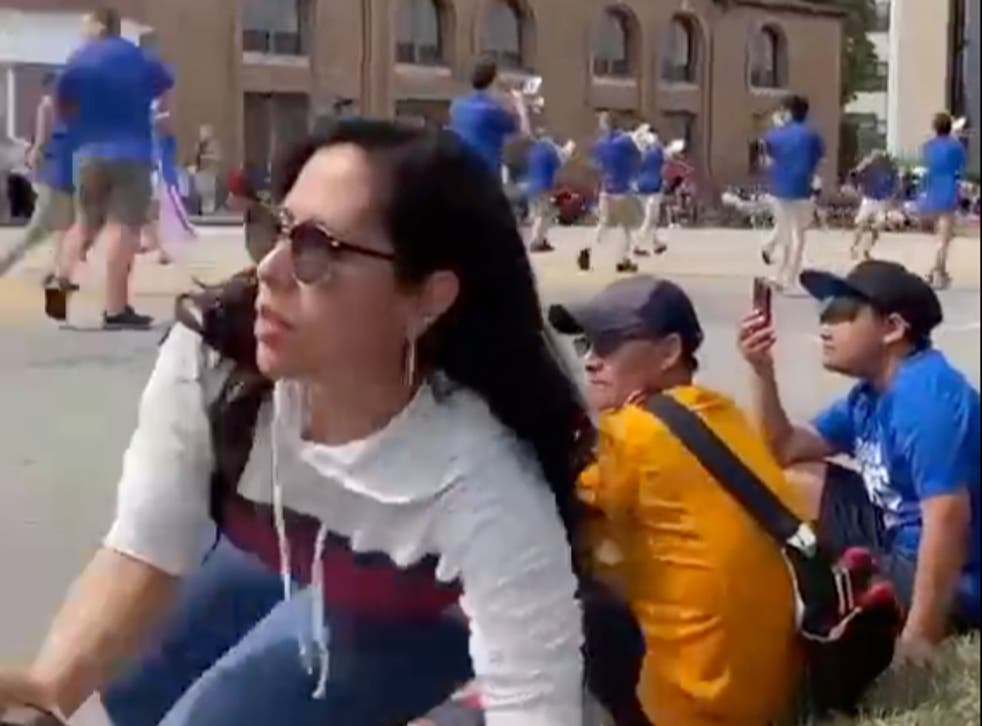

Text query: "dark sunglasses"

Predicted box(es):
[819, 296, 868, 325]
[245, 203, 395, 285]
[572, 333, 628, 358]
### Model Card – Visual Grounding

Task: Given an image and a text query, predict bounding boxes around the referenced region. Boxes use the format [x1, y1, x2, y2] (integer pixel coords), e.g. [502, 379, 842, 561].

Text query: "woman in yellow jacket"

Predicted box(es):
[551, 275, 805, 726]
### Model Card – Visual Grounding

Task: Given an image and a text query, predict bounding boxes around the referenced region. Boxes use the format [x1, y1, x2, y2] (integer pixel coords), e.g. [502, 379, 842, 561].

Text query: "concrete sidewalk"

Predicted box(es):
[1, 225, 978, 325]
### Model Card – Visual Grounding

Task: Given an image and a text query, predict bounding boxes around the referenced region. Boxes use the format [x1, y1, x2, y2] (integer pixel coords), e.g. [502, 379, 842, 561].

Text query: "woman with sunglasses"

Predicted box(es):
[0, 120, 590, 726]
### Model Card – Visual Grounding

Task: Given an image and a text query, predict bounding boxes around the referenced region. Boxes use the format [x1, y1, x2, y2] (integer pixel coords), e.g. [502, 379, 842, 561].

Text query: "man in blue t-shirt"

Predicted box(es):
[739, 260, 980, 663]
[635, 129, 667, 256]
[47, 7, 174, 329]
[524, 130, 568, 254]
[14, 72, 77, 282]
[920, 112, 967, 290]
[849, 150, 898, 260]
[759, 95, 825, 291]
[581, 112, 641, 274]
[449, 58, 528, 178]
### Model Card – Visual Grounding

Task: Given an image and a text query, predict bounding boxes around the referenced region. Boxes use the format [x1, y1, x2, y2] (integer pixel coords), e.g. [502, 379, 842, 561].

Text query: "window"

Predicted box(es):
[662, 16, 697, 83]
[749, 25, 786, 89]
[872, 1, 890, 33]
[243, 0, 309, 55]
[244, 93, 311, 182]
[482, 0, 524, 70]
[593, 8, 632, 78]
[847, 112, 887, 155]
[397, 0, 444, 65]
[859, 60, 889, 92]
[664, 111, 696, 157]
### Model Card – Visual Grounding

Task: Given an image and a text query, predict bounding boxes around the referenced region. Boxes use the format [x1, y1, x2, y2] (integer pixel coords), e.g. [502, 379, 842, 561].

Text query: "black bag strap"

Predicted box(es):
[645, 394, 817, 556]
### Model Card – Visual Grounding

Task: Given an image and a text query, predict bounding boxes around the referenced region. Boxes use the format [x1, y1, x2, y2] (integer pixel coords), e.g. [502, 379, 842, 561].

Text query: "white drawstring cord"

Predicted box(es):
[311, 522, 331, 698]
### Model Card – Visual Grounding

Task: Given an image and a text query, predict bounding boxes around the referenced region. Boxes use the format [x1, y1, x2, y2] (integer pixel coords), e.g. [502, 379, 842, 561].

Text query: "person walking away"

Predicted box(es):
[0, 120, 588, 726]
[142, 101, 195, 264]
[6, 73, 78, 282]
[550, 276, 803, 726]
[738, 259, 981, 663]
[525, 130, 569, 253]
[920, 112, 967, 289]
[850, 150, 899, 261]
[581, 112, 641, 274]
[45, 8, 174, 328]
[449, 58, 529, 178]
[193, 124, 222, 215]
[633, 127, 667, 257]
[759, 95, 825, 292]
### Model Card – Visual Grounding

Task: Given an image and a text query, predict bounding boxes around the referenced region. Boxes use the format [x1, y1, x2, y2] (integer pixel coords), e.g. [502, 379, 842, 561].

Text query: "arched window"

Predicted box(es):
[482, 0, 524, 69]
[396, 0, 444, 65]
[662, 16, 697, 83]
[750, 24, 787, 89]
[593, 8, 632, 78]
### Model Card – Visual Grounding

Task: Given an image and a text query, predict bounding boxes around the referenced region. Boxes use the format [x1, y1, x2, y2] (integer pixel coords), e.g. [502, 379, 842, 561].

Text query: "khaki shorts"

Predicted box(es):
[597, 193, 641, 228]
[77, 158, 153, 230]
[32, 184, 75, 232]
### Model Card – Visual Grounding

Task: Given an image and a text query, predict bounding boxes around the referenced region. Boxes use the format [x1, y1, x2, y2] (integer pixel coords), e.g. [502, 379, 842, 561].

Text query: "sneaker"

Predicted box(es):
[616, 259, 639, 274]
[102, 306, 154, 330]
[653, 241, 668, 255]
[761, 247, 774, 266]
[529, 240, 554, 253]
[577, 248, 591, 272]
[633, 247, 651, 257]
[927, 269, 952, 291]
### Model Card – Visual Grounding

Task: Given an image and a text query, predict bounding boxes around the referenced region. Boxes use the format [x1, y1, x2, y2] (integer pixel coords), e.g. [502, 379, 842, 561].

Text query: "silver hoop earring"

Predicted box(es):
[404, 336, 417, 388]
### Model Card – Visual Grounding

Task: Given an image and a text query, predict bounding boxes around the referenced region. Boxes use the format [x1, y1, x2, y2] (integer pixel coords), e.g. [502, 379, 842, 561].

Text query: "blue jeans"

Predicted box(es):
[102, 539, 472, 726]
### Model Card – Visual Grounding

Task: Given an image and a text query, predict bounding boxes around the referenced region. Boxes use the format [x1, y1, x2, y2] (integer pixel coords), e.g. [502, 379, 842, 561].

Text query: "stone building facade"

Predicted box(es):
[1, 0, 844, 191]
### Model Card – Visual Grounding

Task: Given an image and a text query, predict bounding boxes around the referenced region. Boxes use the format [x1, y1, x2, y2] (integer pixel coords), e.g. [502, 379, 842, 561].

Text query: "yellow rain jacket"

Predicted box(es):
[579, 385, 805, 726]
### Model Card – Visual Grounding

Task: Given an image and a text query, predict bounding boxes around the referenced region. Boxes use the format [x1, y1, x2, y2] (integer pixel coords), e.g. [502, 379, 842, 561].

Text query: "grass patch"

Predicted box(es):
[804, 634, 980, 726]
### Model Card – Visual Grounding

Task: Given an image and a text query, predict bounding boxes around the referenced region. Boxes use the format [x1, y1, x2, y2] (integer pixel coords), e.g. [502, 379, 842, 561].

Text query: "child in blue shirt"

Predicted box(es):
[920, 112, 967, 290]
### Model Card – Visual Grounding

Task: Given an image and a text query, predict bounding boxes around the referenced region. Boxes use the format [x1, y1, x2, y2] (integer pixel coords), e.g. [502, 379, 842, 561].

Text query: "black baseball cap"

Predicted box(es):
[548, 275, 704, 356]
[800, 260, 943, 338]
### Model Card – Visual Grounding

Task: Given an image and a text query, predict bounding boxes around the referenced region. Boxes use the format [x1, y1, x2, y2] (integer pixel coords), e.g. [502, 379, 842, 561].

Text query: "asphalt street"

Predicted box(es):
[0, 224, 978, 723]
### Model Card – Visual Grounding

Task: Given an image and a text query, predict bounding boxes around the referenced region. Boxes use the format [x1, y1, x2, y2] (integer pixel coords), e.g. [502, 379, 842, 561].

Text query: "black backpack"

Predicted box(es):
[645, 394, 904, 716]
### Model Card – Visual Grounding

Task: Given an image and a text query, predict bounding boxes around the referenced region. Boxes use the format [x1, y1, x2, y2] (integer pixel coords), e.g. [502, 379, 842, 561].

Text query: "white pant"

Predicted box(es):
[639, 193, 665, 245]
[855, 197, 887, 228]
[195, 169, 218, 215]
[761, 197, 814, 287]
[529, 193, 554, 246]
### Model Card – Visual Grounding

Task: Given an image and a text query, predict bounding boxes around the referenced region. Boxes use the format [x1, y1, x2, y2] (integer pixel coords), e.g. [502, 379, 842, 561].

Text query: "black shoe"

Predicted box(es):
[761, 247, 773, 266]
[102, 306, 154, 330]
[616, 259, 639, 274]
[633, 247, 651, 257]
[530, 240, 555, 253]
[44, 284, 68, 322]
[653, 242, 668, 255]
[577, 248, 591, 271]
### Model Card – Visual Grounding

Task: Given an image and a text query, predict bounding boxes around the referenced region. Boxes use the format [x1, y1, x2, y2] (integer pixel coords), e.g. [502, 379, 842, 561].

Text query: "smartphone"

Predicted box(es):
[0, 706, 66, 726]
[753, 276, 772, 326]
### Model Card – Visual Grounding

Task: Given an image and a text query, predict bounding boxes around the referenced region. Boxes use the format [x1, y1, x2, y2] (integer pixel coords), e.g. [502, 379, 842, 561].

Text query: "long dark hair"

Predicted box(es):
[275, 119, 592, 538]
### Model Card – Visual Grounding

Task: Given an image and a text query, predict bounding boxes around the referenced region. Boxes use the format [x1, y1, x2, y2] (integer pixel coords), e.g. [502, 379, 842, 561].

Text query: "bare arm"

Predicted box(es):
[906, 492, 971, 645]
[738, 313, 835, 466]
[25, 549, 177, 715]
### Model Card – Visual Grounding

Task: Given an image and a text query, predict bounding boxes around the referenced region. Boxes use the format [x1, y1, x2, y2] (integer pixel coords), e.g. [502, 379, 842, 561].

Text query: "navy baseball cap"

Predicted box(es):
[548, 275, 704, 356]
[800, 260, 943, 339]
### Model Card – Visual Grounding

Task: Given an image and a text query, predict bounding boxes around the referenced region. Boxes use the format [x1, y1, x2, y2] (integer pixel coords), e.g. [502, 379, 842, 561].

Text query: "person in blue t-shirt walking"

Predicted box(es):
[759, 95, 825, 292]
[46, 7, 174, 329]
[524, 129, 571, 254]
[581, 111, 641, 274]
[919, 112, 967, 290]
[449, 58, 529, 180]
[633, 126, 668, 256]
[11, 73, 77, 282]
[739, 259, 981, 663]
[849, 149, 899, 261]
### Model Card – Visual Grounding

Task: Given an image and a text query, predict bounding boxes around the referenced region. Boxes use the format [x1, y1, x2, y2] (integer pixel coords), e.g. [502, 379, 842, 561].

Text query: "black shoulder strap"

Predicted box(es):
[645, 394, 815, 554]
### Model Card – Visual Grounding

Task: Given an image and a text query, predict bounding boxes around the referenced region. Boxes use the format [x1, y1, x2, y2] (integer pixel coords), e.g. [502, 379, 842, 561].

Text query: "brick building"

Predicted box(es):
[1, 0, 844, 192]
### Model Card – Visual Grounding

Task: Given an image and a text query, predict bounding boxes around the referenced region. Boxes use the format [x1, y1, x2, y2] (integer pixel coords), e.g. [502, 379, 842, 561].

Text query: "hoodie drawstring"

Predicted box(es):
[272, 387, 331, 699]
